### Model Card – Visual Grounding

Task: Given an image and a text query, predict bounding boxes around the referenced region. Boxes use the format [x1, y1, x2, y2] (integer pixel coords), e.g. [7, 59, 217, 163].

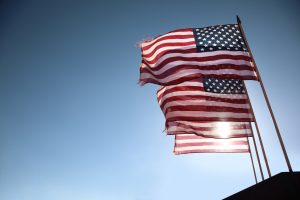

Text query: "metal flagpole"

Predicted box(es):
[247, 137, 258, 183]
[249, 123, 265, 180]
[244, 81, 271, 177]
[237, 15, 293, 172]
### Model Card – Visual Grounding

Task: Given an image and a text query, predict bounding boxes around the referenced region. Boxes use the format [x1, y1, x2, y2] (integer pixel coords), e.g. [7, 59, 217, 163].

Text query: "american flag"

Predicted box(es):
[140, 24, 257, 86]
[174, 134, 250, 154]
[157, 77, 254, 123]
[166, 121, 252, 138]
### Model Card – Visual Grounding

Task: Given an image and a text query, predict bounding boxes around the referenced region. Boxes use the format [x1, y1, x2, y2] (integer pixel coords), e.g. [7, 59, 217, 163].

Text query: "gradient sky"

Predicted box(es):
[1, 0, 300, 199]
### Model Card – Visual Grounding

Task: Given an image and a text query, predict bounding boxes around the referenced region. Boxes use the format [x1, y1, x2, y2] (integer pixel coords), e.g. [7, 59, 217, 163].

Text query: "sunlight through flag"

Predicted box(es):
[166, 121, 252, 138]
[157, 77, 254, 123]
[174, 134, 249, 154]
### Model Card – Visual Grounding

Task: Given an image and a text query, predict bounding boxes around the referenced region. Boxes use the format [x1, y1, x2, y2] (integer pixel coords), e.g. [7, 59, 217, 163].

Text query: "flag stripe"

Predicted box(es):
[166, 121, 252, 138]
[143, 51, 252, 69]
[174, 134, 249, 154]
[141, 29, 194, 49]
[140, 68, 255, 85]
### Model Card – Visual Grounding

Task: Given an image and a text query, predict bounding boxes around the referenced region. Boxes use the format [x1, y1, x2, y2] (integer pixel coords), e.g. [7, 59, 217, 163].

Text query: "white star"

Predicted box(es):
[211, 37, 215, 40]
[200, 48, 204, 51]
[208, 41, 212, 44]
[209, 47, 213, 50]
[213, 43, 217, 46]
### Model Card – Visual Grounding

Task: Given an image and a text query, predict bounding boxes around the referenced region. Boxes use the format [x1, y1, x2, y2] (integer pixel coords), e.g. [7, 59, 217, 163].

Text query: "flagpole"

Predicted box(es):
[237, 15, 293, 172]
[247, 137, 258, 183]
[249, 123, 264, 180]
[244, 82, 271, 177]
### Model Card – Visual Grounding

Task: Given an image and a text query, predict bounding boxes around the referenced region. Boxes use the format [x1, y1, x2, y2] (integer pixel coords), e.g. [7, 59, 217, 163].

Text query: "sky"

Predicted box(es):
[0, 0, 300, 199]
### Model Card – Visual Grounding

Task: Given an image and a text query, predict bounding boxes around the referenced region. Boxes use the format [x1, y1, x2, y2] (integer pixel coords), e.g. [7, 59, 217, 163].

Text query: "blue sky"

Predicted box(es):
[0, 0, 300, 199]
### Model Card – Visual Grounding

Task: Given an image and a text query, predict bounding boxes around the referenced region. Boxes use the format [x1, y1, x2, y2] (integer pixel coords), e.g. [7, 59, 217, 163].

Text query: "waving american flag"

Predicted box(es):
[140, 24, 257, 86]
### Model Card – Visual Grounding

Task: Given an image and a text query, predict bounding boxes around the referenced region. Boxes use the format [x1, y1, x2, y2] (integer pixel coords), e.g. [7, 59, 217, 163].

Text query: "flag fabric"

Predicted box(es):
[139, 24, 257, 86]
[157, 77, 254, 123]
[174, 134, 250, 154]
[166, 121, 252, 138]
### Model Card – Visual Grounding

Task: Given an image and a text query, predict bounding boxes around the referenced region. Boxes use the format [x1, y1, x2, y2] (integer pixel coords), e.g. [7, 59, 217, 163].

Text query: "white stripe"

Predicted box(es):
[175, 145, 248, 151]
[141, 31, 194, 48]
[142, 59, 252, 75]
[176, 137, 248, 143]
[145, 50, 251, 68]
[142, 38, 195, 55]
[166, 111, 253, 119]
[143, 45, 196, 61]
[141, 68, 256, 84]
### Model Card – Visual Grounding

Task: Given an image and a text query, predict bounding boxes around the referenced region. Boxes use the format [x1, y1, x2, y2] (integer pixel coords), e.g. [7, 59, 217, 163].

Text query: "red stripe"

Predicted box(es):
[142, 41, 196, 58]
[142, 34, 194, 51]
[167, 116, 254, 122]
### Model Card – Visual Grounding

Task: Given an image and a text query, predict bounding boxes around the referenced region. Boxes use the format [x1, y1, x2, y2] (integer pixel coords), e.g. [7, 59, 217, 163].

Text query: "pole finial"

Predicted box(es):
[236, 15, 241, 24]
